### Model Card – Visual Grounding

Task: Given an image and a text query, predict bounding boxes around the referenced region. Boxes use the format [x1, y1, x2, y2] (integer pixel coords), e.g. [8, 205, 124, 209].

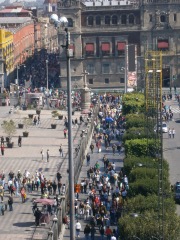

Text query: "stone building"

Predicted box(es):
[57, 0, 180, 89]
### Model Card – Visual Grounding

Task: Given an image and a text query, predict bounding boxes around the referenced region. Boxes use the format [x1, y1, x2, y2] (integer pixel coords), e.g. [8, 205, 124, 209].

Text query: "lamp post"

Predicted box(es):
[46, 59, 49, 91]
[50, 14, 75, 240]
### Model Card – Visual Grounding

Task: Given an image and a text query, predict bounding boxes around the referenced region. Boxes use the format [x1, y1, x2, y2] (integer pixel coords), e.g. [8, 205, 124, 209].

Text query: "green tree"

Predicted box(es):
[1, 120, 16, 142]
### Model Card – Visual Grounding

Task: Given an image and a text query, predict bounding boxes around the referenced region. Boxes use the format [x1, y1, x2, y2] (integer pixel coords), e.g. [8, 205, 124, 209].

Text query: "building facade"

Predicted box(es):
[0, 29, 13, 91]
[57, 0, 180, 89]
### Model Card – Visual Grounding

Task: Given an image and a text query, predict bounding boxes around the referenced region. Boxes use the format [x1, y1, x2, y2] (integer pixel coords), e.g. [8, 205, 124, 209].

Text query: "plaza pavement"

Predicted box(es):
[0, 106, 84, 240]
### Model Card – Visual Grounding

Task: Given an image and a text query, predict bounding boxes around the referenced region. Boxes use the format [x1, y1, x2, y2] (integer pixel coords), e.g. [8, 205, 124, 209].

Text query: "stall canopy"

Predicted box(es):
[34, 198, 55, 205]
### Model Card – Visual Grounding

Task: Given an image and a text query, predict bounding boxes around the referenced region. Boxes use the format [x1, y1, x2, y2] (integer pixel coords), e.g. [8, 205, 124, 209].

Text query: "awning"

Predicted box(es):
[86, 43, 94, 52]
[34, 198, 55, 205]
[117, 42, 126, 51]
[158, 41, 169, 49]
[101, 43, 110, 51]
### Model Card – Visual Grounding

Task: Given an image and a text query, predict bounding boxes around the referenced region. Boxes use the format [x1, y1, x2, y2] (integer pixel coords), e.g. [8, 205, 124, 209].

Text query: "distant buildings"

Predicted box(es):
[0, 3, 57, 91]
[57, 0, 180, 89]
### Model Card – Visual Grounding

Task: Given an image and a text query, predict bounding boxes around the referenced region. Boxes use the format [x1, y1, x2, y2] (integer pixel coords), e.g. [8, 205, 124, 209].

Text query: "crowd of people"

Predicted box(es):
[67, 94, 129, 239]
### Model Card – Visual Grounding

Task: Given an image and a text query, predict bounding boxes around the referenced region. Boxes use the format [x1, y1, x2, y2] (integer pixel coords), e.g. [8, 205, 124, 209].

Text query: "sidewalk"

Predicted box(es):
[62, 133, 124, 239]
[0, 108, 84, 240]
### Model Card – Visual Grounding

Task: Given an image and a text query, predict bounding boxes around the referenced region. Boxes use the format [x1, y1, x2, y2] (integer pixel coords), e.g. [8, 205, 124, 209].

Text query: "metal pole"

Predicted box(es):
[66, 28, 75, 240]
[17, 65, 19, 86]
[46, 60, 49, 90]
[124, 45, 128, 93]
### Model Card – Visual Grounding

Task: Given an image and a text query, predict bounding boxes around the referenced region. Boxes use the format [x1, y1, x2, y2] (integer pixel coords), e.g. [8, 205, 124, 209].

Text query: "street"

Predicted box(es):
[163, 97, 180, 215]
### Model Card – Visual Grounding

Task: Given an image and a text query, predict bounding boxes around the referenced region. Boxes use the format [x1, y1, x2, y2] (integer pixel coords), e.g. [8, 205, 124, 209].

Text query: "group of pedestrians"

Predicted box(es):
[168, 128, 176, 138]
[0, 168, 66, 214]
[69, 94, 128, 239]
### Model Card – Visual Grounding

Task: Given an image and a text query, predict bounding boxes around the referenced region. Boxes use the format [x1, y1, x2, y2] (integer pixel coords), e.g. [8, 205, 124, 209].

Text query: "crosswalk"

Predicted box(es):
[169, 106, 180, 114]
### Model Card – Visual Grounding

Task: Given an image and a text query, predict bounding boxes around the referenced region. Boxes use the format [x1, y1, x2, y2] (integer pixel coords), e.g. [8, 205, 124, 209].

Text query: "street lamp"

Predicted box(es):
[50, 14, 75, 240]
[46, 59, 49, 91]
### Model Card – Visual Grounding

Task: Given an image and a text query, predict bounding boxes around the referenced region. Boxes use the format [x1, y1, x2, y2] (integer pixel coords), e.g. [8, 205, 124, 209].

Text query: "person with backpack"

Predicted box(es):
[90, 143, 94, 153]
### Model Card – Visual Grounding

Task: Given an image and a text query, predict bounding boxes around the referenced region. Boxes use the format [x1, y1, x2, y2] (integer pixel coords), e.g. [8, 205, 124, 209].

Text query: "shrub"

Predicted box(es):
[128, 177, 170, 197]
[123, 194, 175, 214]
[124, 138, 158, 157]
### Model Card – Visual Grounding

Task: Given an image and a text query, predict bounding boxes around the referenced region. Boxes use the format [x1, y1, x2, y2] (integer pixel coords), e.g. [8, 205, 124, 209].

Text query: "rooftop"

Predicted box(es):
[0, 17, 32, 24]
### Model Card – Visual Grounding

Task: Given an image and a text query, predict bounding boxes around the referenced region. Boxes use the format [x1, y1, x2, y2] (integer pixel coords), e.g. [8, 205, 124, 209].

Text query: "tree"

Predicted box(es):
[1, 120, 16, 142]
[23, 117, 32, 133]
[118, 210, 180, 240]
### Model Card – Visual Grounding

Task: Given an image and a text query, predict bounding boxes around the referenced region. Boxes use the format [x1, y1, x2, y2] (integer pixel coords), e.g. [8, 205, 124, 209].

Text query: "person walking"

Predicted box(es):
[64, 128, 67, 138]
[90, 143, 94, 153]
[0, 185, 4, 202]
[75, 220, 81, 238]
[111, 235, 117, 240]
[1, 136, 4, 145]
[18, 136, 22, 147]
[90, 225, 96, 240]
[100, 226, 105, 240]
[168, 128, 171, 138]
[84, 224, 91, 240]
[112, 144, 116, 155]
[20, 187, 26, 203]
[34, 208, 42, 226]
[172, 128, 176, 138]
[1, 144, 4, 156]
[105, 226, 113, 240]
[41, 148, 44, 160]
[8, 195, 13, 211]
[47, 149, 49, 162]
[86, 153, 90, 166]
[59, 145, 63, 157]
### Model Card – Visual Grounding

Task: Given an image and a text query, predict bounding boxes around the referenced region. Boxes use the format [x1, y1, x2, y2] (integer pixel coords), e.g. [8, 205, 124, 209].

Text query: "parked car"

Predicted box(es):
[154, 122, 168, 133]
[174, 182, 180, 203]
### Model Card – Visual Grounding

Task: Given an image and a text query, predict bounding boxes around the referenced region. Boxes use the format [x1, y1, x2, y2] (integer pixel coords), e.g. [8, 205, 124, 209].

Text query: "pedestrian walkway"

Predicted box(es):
[0, 108, 84, 240]
[63, 130, 124, 239]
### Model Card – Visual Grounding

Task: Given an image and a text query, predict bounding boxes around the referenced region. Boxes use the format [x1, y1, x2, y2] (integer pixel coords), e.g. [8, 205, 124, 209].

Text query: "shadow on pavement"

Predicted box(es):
[13, 221, 34, 227]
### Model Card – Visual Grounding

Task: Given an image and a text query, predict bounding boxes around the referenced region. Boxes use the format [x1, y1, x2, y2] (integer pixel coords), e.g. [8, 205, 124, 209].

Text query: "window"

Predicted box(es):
[129, 14, 134, 24]
[52, 6, 56, 11]
[86, 64, 94, 74]
[120, 78, 125, 83]
[67, 18, 73, 27]
[117, 42, 126, 56]
[101, 43, 110, 56]
[112, 15, 118, 25]
[174, 14, 177, 22]
[88, 16, 93, 26]
[104, 78, 109, 84]
[149, 14, 152, 22]
[96, 16, 101, 25]
[157, 40, 169, 51]
[89, 79, 93, 84]
[85, 43, 94, 56]
[121, 15, 127, 24]
[105, 16, 110, 25]
[160, 15, 166, 23]
[102, 64, 110, 74]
